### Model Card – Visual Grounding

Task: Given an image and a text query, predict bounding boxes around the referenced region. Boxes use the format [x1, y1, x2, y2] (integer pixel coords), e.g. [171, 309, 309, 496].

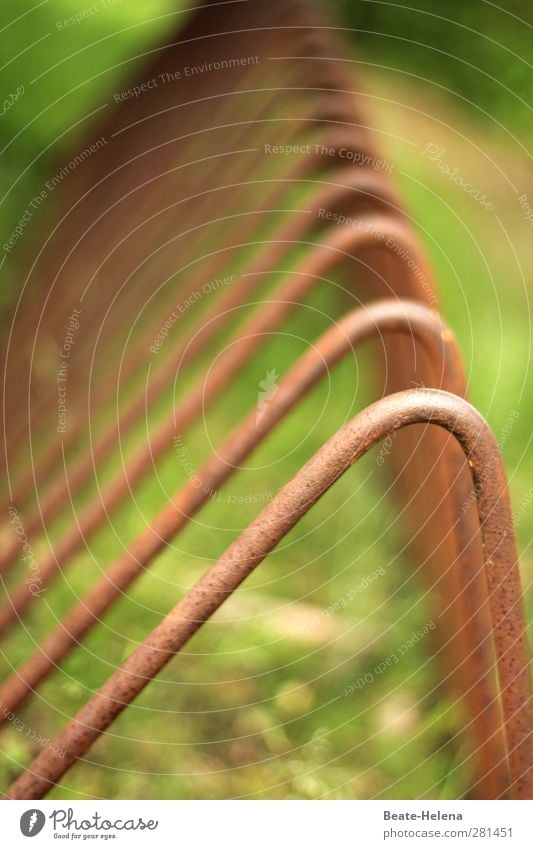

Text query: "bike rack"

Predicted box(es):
[1, 0, 530, 800]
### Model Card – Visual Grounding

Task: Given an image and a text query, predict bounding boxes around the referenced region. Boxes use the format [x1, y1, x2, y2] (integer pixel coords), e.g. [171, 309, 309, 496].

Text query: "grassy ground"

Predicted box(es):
[0, 4, 531, 800]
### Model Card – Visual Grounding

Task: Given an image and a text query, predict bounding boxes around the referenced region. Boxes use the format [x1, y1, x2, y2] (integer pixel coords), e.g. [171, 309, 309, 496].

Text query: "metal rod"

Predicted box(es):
[4, 388, 529, 800]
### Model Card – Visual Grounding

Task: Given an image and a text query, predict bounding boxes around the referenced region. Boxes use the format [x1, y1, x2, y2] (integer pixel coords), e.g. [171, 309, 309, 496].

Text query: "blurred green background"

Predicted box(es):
[0, 0, 531, 799]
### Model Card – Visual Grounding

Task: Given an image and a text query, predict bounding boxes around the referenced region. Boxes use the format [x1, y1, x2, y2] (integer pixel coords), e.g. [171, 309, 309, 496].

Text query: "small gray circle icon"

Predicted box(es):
[20, 810, 46, 837]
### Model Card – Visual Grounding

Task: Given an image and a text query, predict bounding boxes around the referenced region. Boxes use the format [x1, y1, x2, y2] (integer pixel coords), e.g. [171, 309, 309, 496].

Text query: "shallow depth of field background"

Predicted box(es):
[0, 1, 531, 799]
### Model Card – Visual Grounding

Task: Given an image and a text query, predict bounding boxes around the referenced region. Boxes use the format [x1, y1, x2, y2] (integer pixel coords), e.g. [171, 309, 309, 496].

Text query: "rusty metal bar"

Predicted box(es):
[3, 388, 529, 800]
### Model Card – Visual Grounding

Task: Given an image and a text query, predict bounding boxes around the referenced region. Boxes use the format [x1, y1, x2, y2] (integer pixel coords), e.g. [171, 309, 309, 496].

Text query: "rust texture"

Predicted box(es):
[4, 389, 530, 800]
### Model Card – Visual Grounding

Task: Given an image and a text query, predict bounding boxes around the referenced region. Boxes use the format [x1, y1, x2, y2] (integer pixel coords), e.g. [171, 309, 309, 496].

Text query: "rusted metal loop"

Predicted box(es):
[4, 388, 530, 800]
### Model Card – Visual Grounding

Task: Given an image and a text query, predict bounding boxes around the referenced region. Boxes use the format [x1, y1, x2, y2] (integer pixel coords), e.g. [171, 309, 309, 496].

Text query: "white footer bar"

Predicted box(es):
[4, 800, 531, 848]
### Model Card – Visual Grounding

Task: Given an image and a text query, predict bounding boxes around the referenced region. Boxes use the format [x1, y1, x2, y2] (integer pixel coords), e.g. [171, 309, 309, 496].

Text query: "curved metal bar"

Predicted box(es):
[0, 216, 429, 628]
[4, 388, 530, 800]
